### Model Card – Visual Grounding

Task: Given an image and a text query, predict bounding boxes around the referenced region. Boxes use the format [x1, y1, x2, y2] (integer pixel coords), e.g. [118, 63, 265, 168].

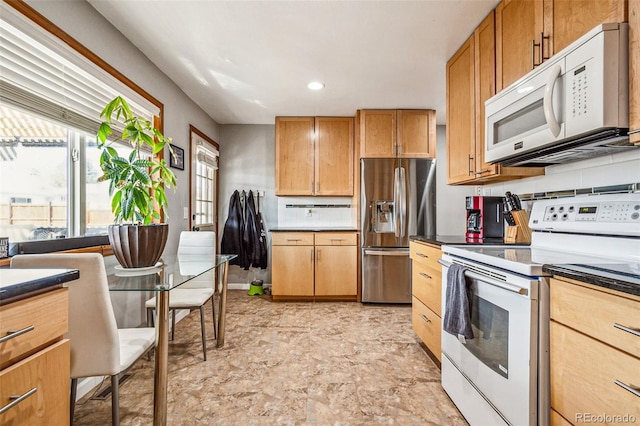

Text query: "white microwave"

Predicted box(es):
[485, 23, 633, 167]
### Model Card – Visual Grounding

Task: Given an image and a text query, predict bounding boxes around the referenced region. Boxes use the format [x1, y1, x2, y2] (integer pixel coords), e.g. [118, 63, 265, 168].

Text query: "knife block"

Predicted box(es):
[505, 210, 532, 244]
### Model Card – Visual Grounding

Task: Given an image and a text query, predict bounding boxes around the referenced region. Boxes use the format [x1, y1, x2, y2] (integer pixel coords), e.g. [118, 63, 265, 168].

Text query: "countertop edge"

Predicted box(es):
[0, 269, 80, 304]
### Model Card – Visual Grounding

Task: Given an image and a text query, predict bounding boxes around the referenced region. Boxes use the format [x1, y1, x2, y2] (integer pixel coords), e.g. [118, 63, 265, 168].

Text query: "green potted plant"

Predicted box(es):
[97, 96, 177, 268]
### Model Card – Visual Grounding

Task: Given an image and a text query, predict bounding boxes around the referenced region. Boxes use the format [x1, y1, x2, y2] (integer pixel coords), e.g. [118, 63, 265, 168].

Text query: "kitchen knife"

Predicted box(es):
[512, 193, 522, 211]
[504, 209, 516, 226]
[504, 192, 515, 211]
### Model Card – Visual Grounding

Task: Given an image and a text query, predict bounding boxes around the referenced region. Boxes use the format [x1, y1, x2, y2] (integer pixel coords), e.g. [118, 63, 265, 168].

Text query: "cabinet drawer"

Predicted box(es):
[0, 289, 68, 368]
[0, 339, 70, 425]
[550, 322, 640, 422]
[550, 278, 640, 357]
[409, 241, 440, 268]
[412, 262, 442, 316]
[412, 296, 441, 361]
[271, 232, 314, 246]
[314, 232, 357, 246]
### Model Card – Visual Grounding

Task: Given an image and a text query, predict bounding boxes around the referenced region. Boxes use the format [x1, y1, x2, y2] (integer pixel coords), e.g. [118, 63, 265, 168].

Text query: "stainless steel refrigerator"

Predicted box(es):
[361, 158, 436, 303]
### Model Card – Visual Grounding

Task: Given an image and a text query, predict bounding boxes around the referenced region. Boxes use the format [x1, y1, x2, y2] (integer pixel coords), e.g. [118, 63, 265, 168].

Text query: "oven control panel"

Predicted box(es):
[529, 194, 640, 236]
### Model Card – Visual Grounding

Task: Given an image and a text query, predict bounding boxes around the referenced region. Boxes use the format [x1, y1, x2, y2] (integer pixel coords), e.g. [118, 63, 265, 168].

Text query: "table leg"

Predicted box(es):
[153, 291, 169, 426]
[216, 262, 230, 347]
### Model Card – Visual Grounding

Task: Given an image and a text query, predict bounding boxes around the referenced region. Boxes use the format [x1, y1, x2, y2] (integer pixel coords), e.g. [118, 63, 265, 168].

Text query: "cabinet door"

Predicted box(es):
[473, 11, 500, 179]
[315, 117, 354, 195]
[630, 0, 640, 144]
[396, 110, 436, 158]
[275, 117, 314, 195]
[548, 0, 627, 56]
[271, 245, 314, 296]
[359, 110, 396, 158]
[446, 36, 476, 184]
[314, 245, 357, 296]
[496, 0, 543, 90]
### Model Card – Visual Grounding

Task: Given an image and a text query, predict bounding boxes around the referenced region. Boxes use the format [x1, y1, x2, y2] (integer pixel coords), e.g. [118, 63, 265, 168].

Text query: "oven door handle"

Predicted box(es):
[438, 259, 528, 296]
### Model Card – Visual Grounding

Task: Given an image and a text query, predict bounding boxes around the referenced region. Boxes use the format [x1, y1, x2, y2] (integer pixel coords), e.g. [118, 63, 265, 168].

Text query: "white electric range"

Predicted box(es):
[439, 193, 640, 426]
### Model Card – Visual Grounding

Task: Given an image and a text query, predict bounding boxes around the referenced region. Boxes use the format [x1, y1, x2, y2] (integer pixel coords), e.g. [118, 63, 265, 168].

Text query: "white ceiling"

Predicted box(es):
[88, 0, 499, 125]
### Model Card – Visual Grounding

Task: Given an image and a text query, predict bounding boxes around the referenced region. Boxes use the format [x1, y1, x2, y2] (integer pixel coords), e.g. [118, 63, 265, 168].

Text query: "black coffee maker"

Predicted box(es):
[466, 196, 504, 242]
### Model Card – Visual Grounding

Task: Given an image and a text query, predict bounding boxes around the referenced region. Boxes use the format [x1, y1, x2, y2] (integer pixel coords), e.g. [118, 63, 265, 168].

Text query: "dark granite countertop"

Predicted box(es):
[270, 227, 358, 232]
[0, 268, 80, 305]
[543, 264, 640, 297]
[410, 234, 523, 246]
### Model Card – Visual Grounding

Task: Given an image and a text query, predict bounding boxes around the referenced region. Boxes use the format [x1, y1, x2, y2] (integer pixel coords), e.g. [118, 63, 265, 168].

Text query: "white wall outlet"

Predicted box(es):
[482, 187, 492, 196]
[476, 186, 482, 196]
[183, 207, 189, 220]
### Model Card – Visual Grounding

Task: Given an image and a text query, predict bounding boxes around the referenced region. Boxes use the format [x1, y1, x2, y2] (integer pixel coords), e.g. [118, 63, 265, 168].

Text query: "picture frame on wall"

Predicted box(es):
[169, 144, 184, 170]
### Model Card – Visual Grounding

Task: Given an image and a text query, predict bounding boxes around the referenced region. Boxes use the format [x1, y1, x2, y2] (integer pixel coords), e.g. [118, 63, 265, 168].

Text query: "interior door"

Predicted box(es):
[189, 126, 219, 235]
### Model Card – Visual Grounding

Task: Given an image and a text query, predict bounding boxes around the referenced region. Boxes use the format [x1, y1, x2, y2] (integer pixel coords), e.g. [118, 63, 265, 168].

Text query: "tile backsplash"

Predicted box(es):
[277, 197, 356, 228]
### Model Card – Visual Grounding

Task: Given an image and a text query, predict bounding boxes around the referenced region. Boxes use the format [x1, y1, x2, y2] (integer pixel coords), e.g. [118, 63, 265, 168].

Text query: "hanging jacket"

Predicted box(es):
[221, 190, 249, 268]
[255, 209, 268, 269]
[243, 191, 262, 270]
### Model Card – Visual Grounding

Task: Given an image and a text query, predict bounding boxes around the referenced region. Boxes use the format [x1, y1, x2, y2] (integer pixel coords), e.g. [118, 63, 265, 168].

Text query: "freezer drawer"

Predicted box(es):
[361, 248, 411, 303]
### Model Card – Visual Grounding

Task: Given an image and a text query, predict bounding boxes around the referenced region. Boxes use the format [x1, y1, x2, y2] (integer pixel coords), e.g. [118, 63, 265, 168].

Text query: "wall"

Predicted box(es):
[218, 124, 276, 286]
[24, 0, 220, 254]
[483, 149, 640, 199]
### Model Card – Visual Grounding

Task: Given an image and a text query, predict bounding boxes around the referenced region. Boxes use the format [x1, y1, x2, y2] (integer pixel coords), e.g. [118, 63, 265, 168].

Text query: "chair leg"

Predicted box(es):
[111, 374, 120, 426]
[70, 378, 78, 426]
[199, 305, 207, 361]
[211, 296, 217, 340]
[171, 308, 176, 341]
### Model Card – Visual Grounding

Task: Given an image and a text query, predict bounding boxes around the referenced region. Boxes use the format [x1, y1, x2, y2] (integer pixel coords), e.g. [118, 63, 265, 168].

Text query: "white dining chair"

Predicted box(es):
[10, 253, 155, 426]
[145, 231, 217, 360]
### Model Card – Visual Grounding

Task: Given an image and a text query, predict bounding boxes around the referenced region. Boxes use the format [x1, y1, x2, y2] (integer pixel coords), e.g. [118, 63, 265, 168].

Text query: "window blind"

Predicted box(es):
[0, 3, 159, 136]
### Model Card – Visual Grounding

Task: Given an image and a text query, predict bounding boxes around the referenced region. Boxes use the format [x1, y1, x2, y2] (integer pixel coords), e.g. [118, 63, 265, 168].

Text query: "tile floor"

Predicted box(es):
[73, 291, 467, 425]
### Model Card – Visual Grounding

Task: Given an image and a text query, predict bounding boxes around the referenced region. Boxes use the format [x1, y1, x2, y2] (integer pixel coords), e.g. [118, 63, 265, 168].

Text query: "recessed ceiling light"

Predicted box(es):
[307, 81, 325, 90]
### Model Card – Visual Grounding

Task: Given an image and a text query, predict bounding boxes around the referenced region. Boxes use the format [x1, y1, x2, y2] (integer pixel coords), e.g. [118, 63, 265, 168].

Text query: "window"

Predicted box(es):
[0, 2, 162, 244]
[192, 131, 219, 231]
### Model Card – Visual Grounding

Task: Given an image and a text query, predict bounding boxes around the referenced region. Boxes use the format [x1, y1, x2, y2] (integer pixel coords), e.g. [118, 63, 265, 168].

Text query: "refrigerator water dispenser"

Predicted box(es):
[373, 201, 394, 233]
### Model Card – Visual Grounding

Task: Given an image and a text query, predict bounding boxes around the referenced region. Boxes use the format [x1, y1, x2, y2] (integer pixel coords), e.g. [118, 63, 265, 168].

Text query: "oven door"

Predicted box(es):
[440, 256, 539, 426]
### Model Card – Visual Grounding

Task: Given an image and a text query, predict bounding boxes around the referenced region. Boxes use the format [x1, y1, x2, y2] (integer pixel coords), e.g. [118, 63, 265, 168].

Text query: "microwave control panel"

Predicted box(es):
[570, 64, 589, 118]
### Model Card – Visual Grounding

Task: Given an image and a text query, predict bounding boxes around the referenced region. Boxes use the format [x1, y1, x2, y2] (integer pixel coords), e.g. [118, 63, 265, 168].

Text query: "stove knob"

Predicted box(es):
[549, 207, 555, 213]
[634, 204, 640, 211]
[551, 213, 558, 221]
[632, 212, 639, 220]
[559, 206, 565, 212]
[568, 206, 575, 212]
[562, 213, 569, 220]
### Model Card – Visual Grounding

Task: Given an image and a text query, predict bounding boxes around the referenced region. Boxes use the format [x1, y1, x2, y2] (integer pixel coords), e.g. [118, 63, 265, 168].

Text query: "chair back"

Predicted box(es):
[11, 253, 121, 378]
[177, 231, 216, 256]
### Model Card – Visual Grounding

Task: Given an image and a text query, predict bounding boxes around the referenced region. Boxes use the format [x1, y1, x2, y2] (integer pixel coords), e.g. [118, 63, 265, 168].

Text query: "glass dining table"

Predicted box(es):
[107, 254, 236, 426]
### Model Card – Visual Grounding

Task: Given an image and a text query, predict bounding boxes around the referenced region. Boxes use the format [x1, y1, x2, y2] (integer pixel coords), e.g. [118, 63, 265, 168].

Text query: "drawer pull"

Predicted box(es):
[286, 239, 302, 242]
[0, 325, 35, 343]
[416, 253, 428, 258]
[614, 380, 640, 398]
[614, 323, 640, 338]
[419, 272, 432, 280]
[330, 239, 344, 242]
[419, 314, 431, 324]
[0, 388, 37, 415]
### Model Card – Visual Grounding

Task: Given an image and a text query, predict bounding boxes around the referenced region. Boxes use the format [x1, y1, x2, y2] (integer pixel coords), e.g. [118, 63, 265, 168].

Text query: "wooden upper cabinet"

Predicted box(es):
[548, 0, 627, 56]
[359, 110, 396, 157]
[275, 116, 354, 196]
[496, 0, 543, 91]
[315, 117, 354, 196]
[496, 0, 626, 91]
[275, 117, 314, 195]
[631, 0, 640, 144]
[446, 36, 476, 184]
[397, 110, 436, 158]
[360, 109, 435, 158]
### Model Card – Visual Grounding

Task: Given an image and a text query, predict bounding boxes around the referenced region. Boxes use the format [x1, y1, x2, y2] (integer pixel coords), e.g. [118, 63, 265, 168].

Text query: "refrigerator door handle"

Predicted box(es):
[364, 249, 410, 256]
[398, 166, 406, 239]
[393, 167, 400, 237]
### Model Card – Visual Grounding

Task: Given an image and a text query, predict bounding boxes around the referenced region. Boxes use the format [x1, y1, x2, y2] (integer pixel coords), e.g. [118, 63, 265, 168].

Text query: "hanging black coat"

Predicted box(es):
[243, 191, 267, 269]
[221, 190, 249, 268]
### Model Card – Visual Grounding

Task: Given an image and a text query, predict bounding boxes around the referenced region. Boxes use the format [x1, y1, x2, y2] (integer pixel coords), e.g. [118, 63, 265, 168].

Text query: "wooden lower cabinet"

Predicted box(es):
[409, 240, 442, 362]
[0, 288, 69, 424]
[271, 232, 358, 301]
[549, 277, 640, 425]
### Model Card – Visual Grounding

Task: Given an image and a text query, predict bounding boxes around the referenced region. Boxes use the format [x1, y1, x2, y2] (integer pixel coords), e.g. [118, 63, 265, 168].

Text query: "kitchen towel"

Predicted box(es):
[443, 264, 474, 340]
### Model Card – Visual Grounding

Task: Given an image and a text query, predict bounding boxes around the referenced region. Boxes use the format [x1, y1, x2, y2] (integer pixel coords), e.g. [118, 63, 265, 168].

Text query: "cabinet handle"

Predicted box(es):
[419, 314, 431, 324]
[330, 238, 344, 242]
[286, 238, 301, 242]
[614, 380, 640, 398]
[628, 129, 640, 135]
[316, 249, 320, 261]
[0, 325, 35, 343]
[474, 168, 491, 175]
[316, 181, 319, 193]
[531, 39, 541, 69]
[614, 323, 640, 338]
[416, 252, 428, 258]
[419, 272, 432, 279]
[467, 155, 474, 176]
[540, 32, 550, 62]
[310, 249, 314, 262]
[0, 388, 37, 415]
